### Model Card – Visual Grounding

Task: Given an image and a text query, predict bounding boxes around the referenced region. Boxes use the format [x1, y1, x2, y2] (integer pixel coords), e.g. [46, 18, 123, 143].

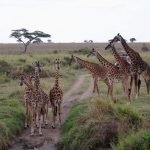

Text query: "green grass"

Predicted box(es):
[59, 97, 143, 150]
[112, 130, 150, 150]
[0, 48, 150, 149]
[0, 51, 87, 149]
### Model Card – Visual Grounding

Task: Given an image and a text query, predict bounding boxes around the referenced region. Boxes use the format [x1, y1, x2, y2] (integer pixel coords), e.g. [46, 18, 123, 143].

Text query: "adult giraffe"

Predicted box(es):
[105, 41, 131, 98]
[49, 58, 63, 128]
[88, 48, 130, 102]
[111, 33, 150, 97]
[70, 55, 109, 95]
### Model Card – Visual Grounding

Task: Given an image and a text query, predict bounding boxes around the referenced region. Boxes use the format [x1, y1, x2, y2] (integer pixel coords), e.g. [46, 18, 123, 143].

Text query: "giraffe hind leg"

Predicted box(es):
[51, 105, 57, 129]
[58, 103, 62, 125]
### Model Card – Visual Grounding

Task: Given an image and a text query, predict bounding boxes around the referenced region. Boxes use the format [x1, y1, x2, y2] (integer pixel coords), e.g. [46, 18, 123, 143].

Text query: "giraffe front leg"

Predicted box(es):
[95, 78, 100, 96]
[134, 74, 138, 99]
[45, 103, 49, 125]
[30, 111, 35, 136]
[58, 103, 62, 125]
[51, 106, 56, 129]
[93, 77, 96, 93]
[38, 109, 43, 136]
[25, 101, 28, 128]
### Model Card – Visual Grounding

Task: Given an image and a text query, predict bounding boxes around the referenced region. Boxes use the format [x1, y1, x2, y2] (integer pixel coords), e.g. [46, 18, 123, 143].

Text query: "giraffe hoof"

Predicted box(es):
[51, 125, 56, 129]
[39, 133, 43, 136]
[30, 133, 34, 137]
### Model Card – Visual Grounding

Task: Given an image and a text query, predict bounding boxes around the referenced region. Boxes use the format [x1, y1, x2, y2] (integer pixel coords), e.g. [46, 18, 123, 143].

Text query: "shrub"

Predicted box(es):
[141, 43, 149, 52]
[59, 97, 143, 150]
[39, 57, 52, 65]
[0, 61, 12, 74]
[18, 58, 26, 63]
[112, 130, 150, 150]
[70, 48, 91, 55]
[0, 75, 10, 84]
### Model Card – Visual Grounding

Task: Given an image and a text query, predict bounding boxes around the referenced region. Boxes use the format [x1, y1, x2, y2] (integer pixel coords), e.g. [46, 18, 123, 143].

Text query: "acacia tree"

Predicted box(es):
[10, 28, 51, 52]
[130, 38, 136, 43]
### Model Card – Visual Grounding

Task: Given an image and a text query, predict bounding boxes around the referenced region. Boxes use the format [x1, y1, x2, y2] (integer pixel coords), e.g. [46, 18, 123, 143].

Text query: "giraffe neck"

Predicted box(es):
[95, 51, 114, 68]
[54, 69, 59, 87]
[111, 45, 123, 66]
[75, 56, 98, 71]
[120, 37, 136, 58]
[24, 81, 34, 90]
[34, 69, 40, 90]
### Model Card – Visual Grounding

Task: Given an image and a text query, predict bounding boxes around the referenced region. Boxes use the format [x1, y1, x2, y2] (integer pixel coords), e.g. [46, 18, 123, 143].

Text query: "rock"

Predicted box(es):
[23, 136, 45, 149]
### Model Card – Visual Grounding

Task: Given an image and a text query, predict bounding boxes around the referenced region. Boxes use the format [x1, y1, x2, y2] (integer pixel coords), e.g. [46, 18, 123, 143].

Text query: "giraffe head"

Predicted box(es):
[54, 58, 61, 70]
[19, 73, 34, 86]
[87, 48, 97, 57]
[69, 55, 76, 65]
[105, 40, 114, 50]
[33, 61, 42, 73]
[110, 33, 121, 44]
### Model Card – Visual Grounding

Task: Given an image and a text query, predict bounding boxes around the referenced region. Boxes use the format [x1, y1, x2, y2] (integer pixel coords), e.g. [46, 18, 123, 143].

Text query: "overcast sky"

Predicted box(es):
[0, 0, 150, 43]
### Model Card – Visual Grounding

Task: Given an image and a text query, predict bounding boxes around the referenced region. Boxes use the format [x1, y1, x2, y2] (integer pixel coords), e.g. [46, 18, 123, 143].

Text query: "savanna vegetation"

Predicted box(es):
[0, 43, 150, 149]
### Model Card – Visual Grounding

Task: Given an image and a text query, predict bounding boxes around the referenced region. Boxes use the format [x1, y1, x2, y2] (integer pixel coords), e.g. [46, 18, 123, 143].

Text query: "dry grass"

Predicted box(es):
[0, 42, 150, 54]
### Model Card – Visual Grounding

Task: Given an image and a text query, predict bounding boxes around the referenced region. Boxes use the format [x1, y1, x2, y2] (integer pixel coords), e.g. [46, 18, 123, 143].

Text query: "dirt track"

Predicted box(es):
[9, 74, 93, 150]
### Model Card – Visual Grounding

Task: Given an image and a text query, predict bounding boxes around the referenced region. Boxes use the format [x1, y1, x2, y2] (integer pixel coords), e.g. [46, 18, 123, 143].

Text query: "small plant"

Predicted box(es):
[59, 98, 143, 150]
[141, 43, 149, 52]
[112, 130, 150, 150]
[0, 74, 10, 84]
[18, 58, 26, 63]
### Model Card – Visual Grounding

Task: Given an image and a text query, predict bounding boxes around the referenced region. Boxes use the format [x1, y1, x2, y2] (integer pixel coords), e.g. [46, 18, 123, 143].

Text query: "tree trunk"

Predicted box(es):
[23, 42, 30, 53]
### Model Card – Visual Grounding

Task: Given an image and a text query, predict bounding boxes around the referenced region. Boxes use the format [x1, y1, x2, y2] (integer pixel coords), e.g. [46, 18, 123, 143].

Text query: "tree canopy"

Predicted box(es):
[130, 38, 136, 43]
[10, 28, 51, 52]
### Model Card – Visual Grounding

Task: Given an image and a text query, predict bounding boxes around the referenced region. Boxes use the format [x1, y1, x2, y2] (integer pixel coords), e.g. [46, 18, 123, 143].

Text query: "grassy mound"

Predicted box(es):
[0, 95, 24, 150]
[59, 97, 143, 150]
[112, 130, 150, 150]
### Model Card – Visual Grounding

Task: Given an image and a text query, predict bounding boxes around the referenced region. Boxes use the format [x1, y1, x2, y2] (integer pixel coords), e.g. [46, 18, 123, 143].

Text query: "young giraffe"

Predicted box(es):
[49, 58, 63, 128]
[111, 33, 149, 98]
[105, 42, 131, 98]
[19, 73, 34, 128]
[88, 48, 130, 102]
[32, 61, 49, 126]
[19, 73, 43, 136]
[70, 55, 109, 95]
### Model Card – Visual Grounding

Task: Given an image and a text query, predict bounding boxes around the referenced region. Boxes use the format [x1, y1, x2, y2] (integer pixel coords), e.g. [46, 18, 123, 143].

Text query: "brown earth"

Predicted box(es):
[0, 42, 149, 54]
[9, 74, 93, 150]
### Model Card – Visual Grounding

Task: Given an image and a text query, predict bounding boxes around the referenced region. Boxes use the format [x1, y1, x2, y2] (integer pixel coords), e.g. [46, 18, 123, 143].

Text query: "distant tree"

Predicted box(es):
[47, 39, 52, 43]
[130, 38, 136, 43]
[141, 43, 149, 52]
[84, 40, 88, 43]
[10, 28, 51, 52]
[89, 40, 93, 43]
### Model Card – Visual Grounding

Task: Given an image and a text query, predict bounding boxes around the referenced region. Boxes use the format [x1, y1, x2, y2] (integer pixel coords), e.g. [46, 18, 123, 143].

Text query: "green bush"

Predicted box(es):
[70, 47, 91, 55]
[59, 98, 143, 150]
[0, 61, 12, 74]
[0, 75, 10, 84]
[112, 130, 150, 150]
[18, 58, 26, 63]
[0, 98, 25, 150]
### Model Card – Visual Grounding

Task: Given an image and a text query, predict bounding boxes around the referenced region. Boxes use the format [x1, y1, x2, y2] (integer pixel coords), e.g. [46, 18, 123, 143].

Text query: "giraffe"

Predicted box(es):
[19, 73, 34, 128]
[19, 73, 43, 136]
[105, 41, 131, 98]
[70, 55, 109, 95]
[32, 61, 49, 126]
[88, 48, 130, 102]
[49, 58, 63, 128]
[110, 33, 149, 97]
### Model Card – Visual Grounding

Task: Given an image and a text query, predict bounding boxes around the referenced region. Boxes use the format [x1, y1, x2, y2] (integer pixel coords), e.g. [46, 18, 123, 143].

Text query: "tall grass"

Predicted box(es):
[112, 129, 150, 150]
[59, 97, 143, 150]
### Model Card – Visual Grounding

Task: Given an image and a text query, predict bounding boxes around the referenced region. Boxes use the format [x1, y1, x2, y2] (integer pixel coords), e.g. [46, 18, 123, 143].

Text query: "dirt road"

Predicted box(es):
[9, 75, 93, 150]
